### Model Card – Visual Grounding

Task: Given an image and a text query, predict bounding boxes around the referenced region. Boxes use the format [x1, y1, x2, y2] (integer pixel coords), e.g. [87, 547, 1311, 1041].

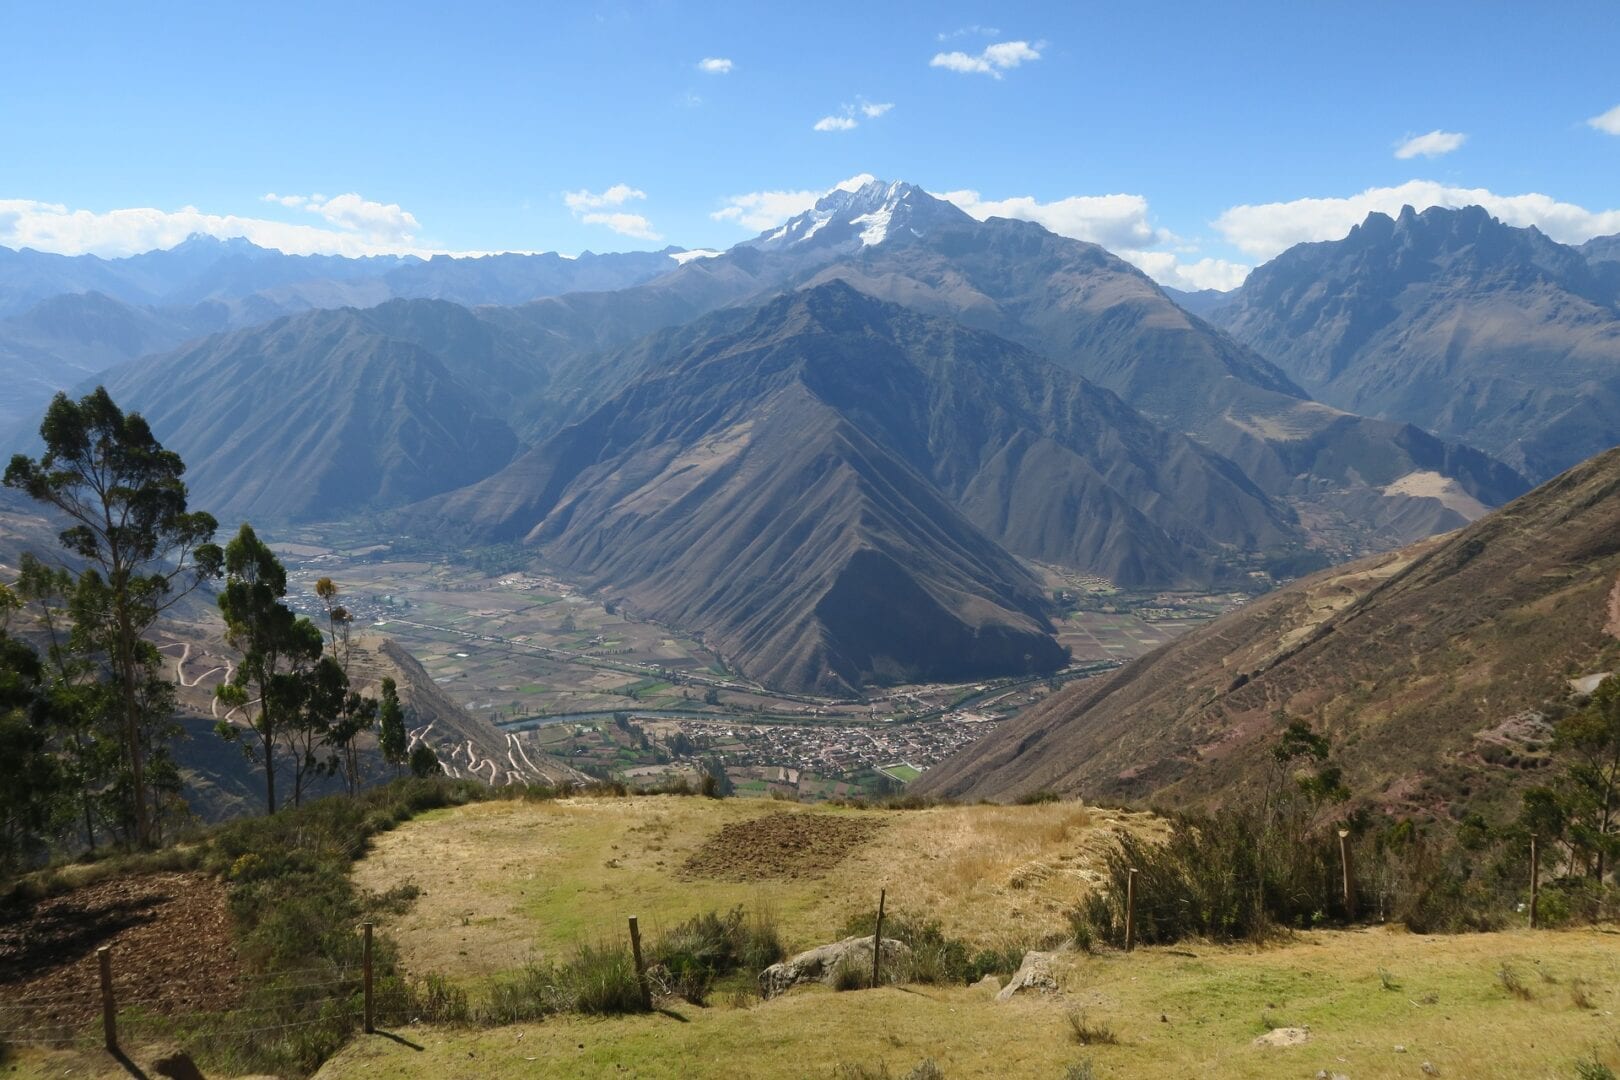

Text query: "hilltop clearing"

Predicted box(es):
[350, 796, 1155, 980]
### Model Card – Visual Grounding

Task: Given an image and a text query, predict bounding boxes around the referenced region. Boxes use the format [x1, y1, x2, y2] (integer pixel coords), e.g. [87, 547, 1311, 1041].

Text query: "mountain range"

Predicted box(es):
[0, 236, 691, 428]
[16, 181, 1612, 694]
[430, 282, 1300, 693]
[1210, 204, 1620, 483]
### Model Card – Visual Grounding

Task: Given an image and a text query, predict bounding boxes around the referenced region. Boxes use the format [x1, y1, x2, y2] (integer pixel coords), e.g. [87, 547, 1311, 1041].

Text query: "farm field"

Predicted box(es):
[264, 528, 1221, 731]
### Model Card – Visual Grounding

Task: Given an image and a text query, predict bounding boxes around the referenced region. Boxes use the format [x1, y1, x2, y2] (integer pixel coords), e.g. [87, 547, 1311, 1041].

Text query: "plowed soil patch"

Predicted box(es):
[0, 871, 241, 1027]
[681, 812, 885, 881]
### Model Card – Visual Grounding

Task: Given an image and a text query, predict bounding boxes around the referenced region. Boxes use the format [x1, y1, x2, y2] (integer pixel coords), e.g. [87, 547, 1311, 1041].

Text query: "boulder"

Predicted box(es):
[971, 974, 1002, 995]
[758, 936, 911, 998]
[994, 950, 1060, 1002]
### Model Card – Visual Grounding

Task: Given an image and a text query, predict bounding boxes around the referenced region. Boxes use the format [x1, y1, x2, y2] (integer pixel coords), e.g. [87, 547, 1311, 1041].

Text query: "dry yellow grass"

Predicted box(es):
[349, 795, 1160, 979]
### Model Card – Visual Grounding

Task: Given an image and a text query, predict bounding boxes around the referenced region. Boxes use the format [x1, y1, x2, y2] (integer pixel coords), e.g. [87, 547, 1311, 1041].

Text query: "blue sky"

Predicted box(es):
[3, 0, 1619, 288]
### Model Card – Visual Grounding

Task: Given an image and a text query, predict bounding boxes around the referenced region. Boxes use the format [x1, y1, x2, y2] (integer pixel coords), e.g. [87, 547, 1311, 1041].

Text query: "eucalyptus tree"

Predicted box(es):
[4, 387, 221, 848]
[0, 584, 66, 876]
[314, 576, 373, 794]
[377, 676, 407, 775]
[215, 523, 324, 814]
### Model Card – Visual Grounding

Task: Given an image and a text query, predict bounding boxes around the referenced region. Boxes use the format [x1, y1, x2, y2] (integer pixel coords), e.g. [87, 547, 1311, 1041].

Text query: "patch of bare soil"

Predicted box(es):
[680, 812, 886, 881]
[0, 872, 241, 1028]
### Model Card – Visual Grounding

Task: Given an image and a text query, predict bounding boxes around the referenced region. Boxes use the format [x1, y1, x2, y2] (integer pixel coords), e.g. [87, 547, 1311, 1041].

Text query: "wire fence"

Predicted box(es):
[0, 934, 375, 1055]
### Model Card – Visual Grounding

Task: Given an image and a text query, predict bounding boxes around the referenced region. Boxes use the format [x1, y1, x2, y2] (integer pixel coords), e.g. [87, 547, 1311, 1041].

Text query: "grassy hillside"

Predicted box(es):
[918, 446, 1620, 817]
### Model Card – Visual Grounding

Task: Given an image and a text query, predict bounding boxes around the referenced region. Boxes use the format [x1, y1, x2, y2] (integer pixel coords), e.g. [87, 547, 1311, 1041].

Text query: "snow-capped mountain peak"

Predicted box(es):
[748, 179, 968, 253]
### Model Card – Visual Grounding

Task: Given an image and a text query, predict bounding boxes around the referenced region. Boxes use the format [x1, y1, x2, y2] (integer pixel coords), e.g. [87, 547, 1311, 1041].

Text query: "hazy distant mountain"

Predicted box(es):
[918, 444, 1620, 815]
[1584, 232, 1620, 297]
[1213, 205, 1620, 482]
[0, 234, 687, 317]
[0, 292, 210, 427]
[428, 284, 1301, 693]
[1160, 286, 1233, 317]
[100, 306, 522, 523]
[0, 235, 692, 433]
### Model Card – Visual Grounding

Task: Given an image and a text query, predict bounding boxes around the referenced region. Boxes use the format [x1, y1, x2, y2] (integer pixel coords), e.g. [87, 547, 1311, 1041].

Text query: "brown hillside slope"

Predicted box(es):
[916, 446, 1620, 816]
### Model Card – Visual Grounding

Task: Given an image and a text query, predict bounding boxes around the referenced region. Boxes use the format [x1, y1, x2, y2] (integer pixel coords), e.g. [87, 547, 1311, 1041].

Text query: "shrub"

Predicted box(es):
[1497, 963, 1532, 1001]
[840, 911, 1023, 986]
[567, 942, 646, 1015]
[1575, 1057, 1618, 1080]
[831, 953, 870, 991]
[1063, 1063, 1096, 1080]
[1065, 1008, 1118, 1046]
[648, 906, 784, 1004]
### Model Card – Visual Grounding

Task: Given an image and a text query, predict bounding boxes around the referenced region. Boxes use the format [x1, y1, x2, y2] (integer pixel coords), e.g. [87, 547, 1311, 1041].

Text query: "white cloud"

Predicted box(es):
[939, 187, 1249, 291]
[305, 193, 420, 243]
[940, 189, 1171, 251]
[563, 184, 647, 211]
[937, 24, 999, 41]
[813, 98, 893, 132]
[1588, 103, 1620, 135]
[563, 185, 660, 240]
[0, 198, 438, 257]
[1119, 251, 1253, 292]
[813, 115, 859, 132]
[711, 174, 876, 231]
[256, 191, 421, 243]
[1393, 130, 1467, 159]
[698, 57, 733, 74]
[931, 40, 1041, 78]
[1215, 180, 1620, 259]
[579, 212, 662, 241]
[255, 190, 421, 242]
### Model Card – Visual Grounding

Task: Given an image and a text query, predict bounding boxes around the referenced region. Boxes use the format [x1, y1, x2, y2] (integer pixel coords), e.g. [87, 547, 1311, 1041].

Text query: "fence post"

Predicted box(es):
[871, 888, 886, 989]
[628, 916, 650, 1009]
[97, 946, 117, 1052]
[1338, 828, 1355, 921]
[1124, 867, 1138, 953]
[1529, 837, 1539, 930]
[363, 922, 374, 1034]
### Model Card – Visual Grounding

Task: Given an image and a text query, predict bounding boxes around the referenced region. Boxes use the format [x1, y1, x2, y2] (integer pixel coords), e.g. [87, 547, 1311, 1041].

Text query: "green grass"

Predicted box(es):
[305, 926, 1620, 1079]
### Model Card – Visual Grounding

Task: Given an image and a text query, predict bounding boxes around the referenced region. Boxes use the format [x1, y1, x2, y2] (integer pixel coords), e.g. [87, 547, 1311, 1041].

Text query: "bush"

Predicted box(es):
[831, 953, 870, 991]
[567, 942, 647, 1015]
[1069, 803, 1543, 946]
[648, 906, 783, 1005]
[840, 911, 1026, 986]
[1065, 1008, 1118, 1046]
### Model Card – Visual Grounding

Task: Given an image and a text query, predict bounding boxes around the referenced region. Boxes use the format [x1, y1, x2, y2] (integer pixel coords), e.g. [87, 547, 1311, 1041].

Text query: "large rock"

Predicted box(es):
[994, 950, 1061, 1002]
[758, 936, 911, 998]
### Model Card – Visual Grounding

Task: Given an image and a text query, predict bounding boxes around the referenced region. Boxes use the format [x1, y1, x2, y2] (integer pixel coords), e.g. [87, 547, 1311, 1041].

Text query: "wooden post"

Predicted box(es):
[871, 889, 886, 989]
[1338, 828, 1355, 921]
[1124, 868, 1138, 953]
[97, 946, 117, 1052]
[628, 916, 650, 1009]
[1529, 837, 1540, 930]
[362, 922, 374, 1034]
